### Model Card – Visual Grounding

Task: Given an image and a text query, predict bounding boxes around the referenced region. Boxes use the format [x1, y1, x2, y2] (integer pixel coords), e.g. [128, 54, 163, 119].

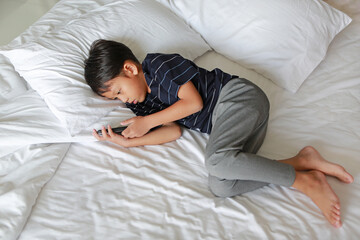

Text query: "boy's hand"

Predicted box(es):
[120, 116, 151, 138]
[93, 125, 130, 147]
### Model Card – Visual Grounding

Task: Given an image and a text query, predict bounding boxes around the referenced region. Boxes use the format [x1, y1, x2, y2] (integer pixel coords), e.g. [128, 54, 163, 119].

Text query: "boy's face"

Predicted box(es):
[101, 62, 150, 104]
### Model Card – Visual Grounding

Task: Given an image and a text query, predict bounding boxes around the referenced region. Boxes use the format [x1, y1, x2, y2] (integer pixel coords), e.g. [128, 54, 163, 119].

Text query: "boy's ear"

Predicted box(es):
[123, 61, 139, 76]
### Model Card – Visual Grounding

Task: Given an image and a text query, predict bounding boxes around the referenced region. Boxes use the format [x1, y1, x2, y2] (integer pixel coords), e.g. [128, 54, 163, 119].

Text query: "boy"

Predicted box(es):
[84, 39, 353, 228]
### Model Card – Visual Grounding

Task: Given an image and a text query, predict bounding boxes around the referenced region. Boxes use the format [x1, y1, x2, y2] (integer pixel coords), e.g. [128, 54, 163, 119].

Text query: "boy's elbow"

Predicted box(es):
[173, 123, 182, 140]
[194, 98, 203, 113]
[198, 99, 204, 111]
[166, 122, 182, 141]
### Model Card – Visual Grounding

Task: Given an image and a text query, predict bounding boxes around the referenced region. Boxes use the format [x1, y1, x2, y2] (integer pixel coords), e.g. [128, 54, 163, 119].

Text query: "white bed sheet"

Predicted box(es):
[17, 13, 360, 240]
[0, 143, 70, 240]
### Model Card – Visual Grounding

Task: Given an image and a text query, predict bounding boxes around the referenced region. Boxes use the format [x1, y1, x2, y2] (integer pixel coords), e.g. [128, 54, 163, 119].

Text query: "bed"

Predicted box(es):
[0, 0, 359, 239]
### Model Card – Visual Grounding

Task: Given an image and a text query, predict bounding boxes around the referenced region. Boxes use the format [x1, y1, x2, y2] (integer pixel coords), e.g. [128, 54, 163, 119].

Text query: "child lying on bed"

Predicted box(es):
[84, 39, 353, 228]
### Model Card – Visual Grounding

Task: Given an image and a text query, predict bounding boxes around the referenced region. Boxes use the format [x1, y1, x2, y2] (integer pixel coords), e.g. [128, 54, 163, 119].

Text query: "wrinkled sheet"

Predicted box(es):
[0, 143, 70, 240]
[17, 12, 360, 240]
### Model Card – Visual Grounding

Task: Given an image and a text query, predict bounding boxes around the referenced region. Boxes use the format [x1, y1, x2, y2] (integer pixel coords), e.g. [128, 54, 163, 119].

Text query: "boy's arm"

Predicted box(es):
[93, 122, 181, 148]
[121, 81, 203, 138]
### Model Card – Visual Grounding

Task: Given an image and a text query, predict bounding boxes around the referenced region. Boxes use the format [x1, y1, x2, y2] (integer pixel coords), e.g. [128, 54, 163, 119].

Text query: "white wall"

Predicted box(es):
[0, 0, 59, 46]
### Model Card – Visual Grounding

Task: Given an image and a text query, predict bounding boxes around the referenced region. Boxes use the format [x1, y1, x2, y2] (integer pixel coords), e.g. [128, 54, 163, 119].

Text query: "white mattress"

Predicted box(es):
[1, 0, 359, 239]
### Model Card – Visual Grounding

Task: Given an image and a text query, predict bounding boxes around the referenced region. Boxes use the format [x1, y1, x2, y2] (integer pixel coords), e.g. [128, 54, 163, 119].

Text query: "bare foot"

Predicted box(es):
[280, 146, 354, 183]
[292, 170, 342, 228]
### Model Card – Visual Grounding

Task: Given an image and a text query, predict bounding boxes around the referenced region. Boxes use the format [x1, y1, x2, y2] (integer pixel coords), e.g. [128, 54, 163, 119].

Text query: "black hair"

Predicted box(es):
[84, 39, 140, 96]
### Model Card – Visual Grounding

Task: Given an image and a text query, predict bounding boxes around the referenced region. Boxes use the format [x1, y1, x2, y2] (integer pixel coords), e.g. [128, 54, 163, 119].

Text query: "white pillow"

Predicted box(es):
[160, 0, 352, 92]
[0, 90, 71, 158]
[0, 54, 28, 102]
[0, 0, 210, 135]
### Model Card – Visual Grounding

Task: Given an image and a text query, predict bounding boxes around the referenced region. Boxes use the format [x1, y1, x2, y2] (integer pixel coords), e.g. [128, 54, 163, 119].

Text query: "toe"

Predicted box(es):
[345, 173, 354, 183]
[332, 208, 340, 216]
[329, 212, 342, 228]
[331, 212, 340, 221]
[334, 220, 342, 228]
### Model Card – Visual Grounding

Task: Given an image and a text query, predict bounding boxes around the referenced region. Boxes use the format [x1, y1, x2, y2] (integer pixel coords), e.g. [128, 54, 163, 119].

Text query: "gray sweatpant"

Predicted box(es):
[205, 78, 296, 197]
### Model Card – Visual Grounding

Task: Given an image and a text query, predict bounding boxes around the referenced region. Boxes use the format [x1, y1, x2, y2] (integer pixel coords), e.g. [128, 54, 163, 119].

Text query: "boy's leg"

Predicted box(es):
[208, 176, 268, 197]
[205, 78, 295, 197]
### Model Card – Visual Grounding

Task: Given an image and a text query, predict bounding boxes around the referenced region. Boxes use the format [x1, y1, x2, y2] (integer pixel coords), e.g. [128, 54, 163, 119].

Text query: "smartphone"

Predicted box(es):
[96, 126, 127, 136]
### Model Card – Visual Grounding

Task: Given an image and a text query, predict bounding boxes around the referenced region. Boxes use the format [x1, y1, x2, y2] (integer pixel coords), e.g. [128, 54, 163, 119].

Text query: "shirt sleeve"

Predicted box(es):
[146, 53, 199, 106]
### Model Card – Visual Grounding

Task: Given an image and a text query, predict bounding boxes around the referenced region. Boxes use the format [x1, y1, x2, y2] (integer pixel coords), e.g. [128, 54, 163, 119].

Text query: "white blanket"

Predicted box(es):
[0, 143, 70, 240]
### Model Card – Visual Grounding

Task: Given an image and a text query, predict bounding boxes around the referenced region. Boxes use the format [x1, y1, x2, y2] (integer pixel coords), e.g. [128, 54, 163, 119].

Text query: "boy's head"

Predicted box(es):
[84, 39, 140, 96]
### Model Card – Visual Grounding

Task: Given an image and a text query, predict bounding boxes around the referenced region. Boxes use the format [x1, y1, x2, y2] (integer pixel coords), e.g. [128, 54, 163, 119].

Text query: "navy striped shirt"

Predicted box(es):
[125, 53, 235, 134]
